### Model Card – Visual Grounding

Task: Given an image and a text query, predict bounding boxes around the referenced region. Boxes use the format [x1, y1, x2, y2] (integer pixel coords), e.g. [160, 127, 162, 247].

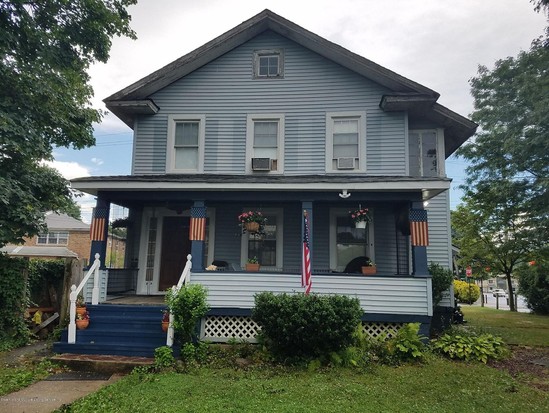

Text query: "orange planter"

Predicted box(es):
[244, 222, 260, 233]
[162, 321, 169, 332]
[361, 266, 377, 275]
[245, 263, 260, 272]
[76, 306, 87, 316]
[76, 319, 89, 330]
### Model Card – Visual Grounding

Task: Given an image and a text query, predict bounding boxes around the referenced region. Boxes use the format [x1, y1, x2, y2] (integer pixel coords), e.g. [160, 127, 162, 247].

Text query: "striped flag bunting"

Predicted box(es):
[189, 207, 206, 241]
[302, 210, 312, 294]
[409, 209, 429, 246]
[90, 207, 107, 241]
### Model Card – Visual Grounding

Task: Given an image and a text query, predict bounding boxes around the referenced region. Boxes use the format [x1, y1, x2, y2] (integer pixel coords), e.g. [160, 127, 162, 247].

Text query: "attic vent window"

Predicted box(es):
[253, 49, 284, 79]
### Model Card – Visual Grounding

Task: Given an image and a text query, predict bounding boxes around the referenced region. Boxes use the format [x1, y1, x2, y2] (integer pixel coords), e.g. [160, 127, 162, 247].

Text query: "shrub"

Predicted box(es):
[516, 261, 549, 314]
[453, 279, 480, 304]
[252, 292, 362, 361]
[431, 328, 507, 363]
[429, 262, 454, 306]
[0, 254, 30, 350]
[166, 283, 209, 343]
[154, 346, 176, 369]
[385, 323, 427, 363]
[28, 259, 64, 307]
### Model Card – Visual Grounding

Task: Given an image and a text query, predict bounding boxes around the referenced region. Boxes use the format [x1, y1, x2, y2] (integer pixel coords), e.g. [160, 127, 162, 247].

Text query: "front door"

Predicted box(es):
[159, 217, 191, 291]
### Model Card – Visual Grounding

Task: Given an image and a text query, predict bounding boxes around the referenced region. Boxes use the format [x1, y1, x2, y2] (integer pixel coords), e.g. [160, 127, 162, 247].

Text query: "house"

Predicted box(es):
[55, 10, 476, 356]
[1, 212, 90, 260]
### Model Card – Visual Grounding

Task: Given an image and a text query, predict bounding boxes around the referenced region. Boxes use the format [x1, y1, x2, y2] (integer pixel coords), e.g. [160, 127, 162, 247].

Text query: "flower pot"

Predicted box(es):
[361, 266, 377, 275]
[76, 319, 89, 330]
[244, 222, 260, 233]
[245, 263, 260, 272]
[355, 221, 367, 229]
[76, 306, 87, 316]
[162, 321, 169, 332]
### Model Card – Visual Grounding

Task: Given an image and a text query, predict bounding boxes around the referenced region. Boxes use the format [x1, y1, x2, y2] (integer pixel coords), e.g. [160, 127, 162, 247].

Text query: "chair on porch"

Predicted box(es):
[343, 256, 371, 274]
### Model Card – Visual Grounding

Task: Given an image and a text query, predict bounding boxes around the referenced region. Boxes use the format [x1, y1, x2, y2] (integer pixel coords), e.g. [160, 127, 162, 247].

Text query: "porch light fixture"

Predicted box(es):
[338, 189, 351, 199]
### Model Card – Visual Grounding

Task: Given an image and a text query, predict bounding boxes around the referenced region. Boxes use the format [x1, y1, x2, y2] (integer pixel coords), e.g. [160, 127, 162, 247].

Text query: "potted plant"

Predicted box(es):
[76, 311, 90, 330]
[161, 309, 170, 332]
[76, 294, 86, 316]
[349, 207, 372, 229]
[238, 211, 267, 234]
[361, 258, 377, 275]
[245, 256, 260, 272]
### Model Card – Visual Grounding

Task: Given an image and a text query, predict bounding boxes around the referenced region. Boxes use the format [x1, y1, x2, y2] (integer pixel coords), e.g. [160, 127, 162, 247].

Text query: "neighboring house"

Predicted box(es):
[2, 212, 90, 260]
[58, 10, 476, 356]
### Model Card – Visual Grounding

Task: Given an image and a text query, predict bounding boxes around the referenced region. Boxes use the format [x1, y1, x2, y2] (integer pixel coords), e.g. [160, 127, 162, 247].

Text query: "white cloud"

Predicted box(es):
[43, 160, 91, 180]
[91, 157, 104, 166]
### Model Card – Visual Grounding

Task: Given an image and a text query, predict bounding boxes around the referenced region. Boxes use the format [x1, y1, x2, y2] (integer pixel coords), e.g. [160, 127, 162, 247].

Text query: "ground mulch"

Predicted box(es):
[489, 346, 549, 392]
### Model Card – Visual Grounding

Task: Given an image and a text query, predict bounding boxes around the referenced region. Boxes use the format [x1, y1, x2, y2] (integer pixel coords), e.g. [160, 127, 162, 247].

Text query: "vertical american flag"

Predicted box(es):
[189, 207, 206, 241]
[409, 209, 429, 246]
[90, 207, 107, 241]
[302, 210, 312, 294]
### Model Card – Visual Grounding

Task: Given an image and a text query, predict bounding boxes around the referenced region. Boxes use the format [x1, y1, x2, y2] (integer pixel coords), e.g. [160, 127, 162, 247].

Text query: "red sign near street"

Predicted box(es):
[466, 266, 472, 277]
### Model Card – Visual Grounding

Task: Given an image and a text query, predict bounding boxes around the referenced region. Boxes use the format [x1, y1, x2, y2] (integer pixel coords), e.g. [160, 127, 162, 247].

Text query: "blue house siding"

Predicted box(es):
[132, 31, 406, 175]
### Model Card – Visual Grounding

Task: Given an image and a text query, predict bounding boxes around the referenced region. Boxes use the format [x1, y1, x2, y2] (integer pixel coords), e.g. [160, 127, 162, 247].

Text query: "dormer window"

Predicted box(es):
[253, 49, 284, 79]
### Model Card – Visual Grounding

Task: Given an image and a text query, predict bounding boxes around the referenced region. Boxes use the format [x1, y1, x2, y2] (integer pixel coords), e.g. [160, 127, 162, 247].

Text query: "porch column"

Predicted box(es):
[190, 201, 206, 271]
[410, 202, 429, 277]
[89, 196, 110, 268]
[302, 201, 313, 270]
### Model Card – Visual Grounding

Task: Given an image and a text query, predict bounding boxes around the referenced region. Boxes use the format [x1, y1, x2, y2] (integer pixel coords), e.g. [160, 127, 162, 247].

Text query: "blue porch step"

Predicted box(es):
[53, 304, 176, 358]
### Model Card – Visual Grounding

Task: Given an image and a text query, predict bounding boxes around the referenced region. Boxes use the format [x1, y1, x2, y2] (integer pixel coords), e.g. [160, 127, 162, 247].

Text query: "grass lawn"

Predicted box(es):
[59, 358, 549, 413]
[0, 358, 58, 396]
[462, 306, 549, 346]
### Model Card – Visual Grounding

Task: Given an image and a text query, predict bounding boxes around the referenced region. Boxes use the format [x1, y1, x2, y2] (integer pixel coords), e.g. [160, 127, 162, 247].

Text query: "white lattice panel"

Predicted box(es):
[201, 315, 260, 343]
[361, 322, 403, 339]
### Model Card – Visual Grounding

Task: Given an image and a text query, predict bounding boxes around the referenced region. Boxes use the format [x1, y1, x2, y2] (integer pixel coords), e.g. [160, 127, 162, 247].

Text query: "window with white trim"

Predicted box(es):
[326, 111, 366, 172]
[246, 114, 284, 173]
[253, 49, 284, 78]
[166, 115, 205, 173]
[408, 129, 443, 177]
[37, 231, 69, 245]
[329, 209, 374, 272]
[240, 209, 283, 270]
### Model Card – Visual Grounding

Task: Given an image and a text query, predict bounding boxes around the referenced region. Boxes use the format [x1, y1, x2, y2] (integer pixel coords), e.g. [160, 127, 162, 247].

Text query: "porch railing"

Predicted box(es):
[166, 254, 193, 347]
[67, 254, 101, 344]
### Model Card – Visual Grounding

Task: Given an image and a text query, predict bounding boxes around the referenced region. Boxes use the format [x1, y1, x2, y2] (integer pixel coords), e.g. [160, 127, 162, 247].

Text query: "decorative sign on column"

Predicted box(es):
[409, 209, 429, 246]
[90, 207, 107, 241]
[189, 207, 206, 241]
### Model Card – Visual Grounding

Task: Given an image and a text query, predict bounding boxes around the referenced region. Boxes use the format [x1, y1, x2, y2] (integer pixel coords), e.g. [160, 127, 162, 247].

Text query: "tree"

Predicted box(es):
[0, 0, 136, 246]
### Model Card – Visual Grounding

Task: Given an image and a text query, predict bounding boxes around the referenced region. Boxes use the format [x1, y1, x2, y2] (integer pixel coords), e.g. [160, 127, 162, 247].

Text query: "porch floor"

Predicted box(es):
[105, 295, 165, 305]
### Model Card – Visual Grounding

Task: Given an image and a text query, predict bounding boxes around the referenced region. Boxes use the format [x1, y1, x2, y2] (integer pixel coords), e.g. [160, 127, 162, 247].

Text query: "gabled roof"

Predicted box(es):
[104, 9, 476, 157]
[45, 212, 89, 231]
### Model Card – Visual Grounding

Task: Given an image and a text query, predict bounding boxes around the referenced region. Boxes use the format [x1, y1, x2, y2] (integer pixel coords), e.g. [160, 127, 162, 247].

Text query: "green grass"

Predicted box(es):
[59, 360, 549, 413]
[462, 306, 549, 346]
[0, 358, 58, 396]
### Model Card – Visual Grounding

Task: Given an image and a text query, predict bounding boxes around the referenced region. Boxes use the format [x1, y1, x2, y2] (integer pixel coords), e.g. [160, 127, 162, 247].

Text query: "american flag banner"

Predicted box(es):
[90, 207, 107, 241]
[302, 210, 312, 294]
[409, 209, 429, 246]
[189, 207, 206, 241]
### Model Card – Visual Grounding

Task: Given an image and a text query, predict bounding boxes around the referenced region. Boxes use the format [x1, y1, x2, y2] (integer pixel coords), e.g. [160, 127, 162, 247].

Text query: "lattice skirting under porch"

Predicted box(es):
[200, 315, 403, 343]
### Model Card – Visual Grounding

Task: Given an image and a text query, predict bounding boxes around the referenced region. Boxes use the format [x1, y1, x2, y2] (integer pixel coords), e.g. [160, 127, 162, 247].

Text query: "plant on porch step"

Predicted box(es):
[238, 210, 267, 234]
[166, 284, 210, 344]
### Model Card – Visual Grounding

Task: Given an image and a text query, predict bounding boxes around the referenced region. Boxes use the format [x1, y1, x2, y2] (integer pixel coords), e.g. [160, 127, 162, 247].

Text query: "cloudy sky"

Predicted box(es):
[50, 0, 548, 222]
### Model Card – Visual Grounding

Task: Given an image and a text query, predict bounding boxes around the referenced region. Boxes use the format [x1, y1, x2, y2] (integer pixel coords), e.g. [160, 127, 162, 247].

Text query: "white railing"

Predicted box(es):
[67, 254, 101, 344]
[166, 254, 193, 347]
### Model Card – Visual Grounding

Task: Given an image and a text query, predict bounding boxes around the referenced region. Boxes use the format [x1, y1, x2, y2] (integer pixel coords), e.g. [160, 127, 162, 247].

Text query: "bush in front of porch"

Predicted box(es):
[252, 292, 362, 362]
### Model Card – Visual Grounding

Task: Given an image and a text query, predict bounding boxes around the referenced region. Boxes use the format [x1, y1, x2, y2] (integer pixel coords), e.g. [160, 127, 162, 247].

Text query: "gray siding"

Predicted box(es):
[191, 273, 432, 316]
[133, 31, 406, 175]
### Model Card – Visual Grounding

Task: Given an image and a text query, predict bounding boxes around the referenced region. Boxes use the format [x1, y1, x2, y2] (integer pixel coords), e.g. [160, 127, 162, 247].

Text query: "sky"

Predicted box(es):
[49, 0, 548, 223]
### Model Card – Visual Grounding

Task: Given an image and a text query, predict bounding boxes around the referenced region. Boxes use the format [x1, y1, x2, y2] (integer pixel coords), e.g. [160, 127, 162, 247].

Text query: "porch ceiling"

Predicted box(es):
[71, 174, 450, 201]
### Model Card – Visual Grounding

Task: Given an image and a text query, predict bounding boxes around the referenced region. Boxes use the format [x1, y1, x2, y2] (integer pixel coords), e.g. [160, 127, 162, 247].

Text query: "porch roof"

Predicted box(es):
[71, 174, 450, 200]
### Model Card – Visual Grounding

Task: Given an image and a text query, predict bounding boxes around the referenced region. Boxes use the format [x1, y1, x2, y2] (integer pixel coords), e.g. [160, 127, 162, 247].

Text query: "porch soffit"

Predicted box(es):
[71, 174, 450, 200]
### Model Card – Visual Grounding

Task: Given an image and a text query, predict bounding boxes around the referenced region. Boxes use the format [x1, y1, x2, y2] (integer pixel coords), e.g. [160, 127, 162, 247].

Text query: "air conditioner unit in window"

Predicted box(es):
[336, 157, 355, 170]
[252, 157, 271, 171]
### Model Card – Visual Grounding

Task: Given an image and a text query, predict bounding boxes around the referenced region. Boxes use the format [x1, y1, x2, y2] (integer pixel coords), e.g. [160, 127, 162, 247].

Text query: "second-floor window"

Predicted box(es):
[166, 115, 205, 173]
[408, 130, 442, 177]
[253, 49, 284, 79]
[37, 231, 69, 245]
[246, 114, 284, 173]
[326, 111, 366, 172]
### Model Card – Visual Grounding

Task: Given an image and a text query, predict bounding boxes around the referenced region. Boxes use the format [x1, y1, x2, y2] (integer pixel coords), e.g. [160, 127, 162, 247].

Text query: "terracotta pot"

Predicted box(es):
[162, 321, 169, 332]
[361, 266, 377, 275]
[246, 263, 260, 272]
[76, 319, 89, 330]
[355, 221, 367, 229]
[76, 306, 87, 316]
[244, 222, 260, 233]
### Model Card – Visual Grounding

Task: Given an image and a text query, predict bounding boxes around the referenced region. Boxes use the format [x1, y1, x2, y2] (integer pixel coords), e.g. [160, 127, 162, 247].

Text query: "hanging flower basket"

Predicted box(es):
[244, 221, 260, 233]
[355, 221, 367, 229]
[238, 211, 267, 234]
[349, 207, 372, 228]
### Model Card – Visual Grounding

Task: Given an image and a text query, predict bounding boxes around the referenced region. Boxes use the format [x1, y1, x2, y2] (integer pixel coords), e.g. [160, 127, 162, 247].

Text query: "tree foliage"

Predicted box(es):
[456, 35, 549, 310]
[0, 0, 136, 246]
